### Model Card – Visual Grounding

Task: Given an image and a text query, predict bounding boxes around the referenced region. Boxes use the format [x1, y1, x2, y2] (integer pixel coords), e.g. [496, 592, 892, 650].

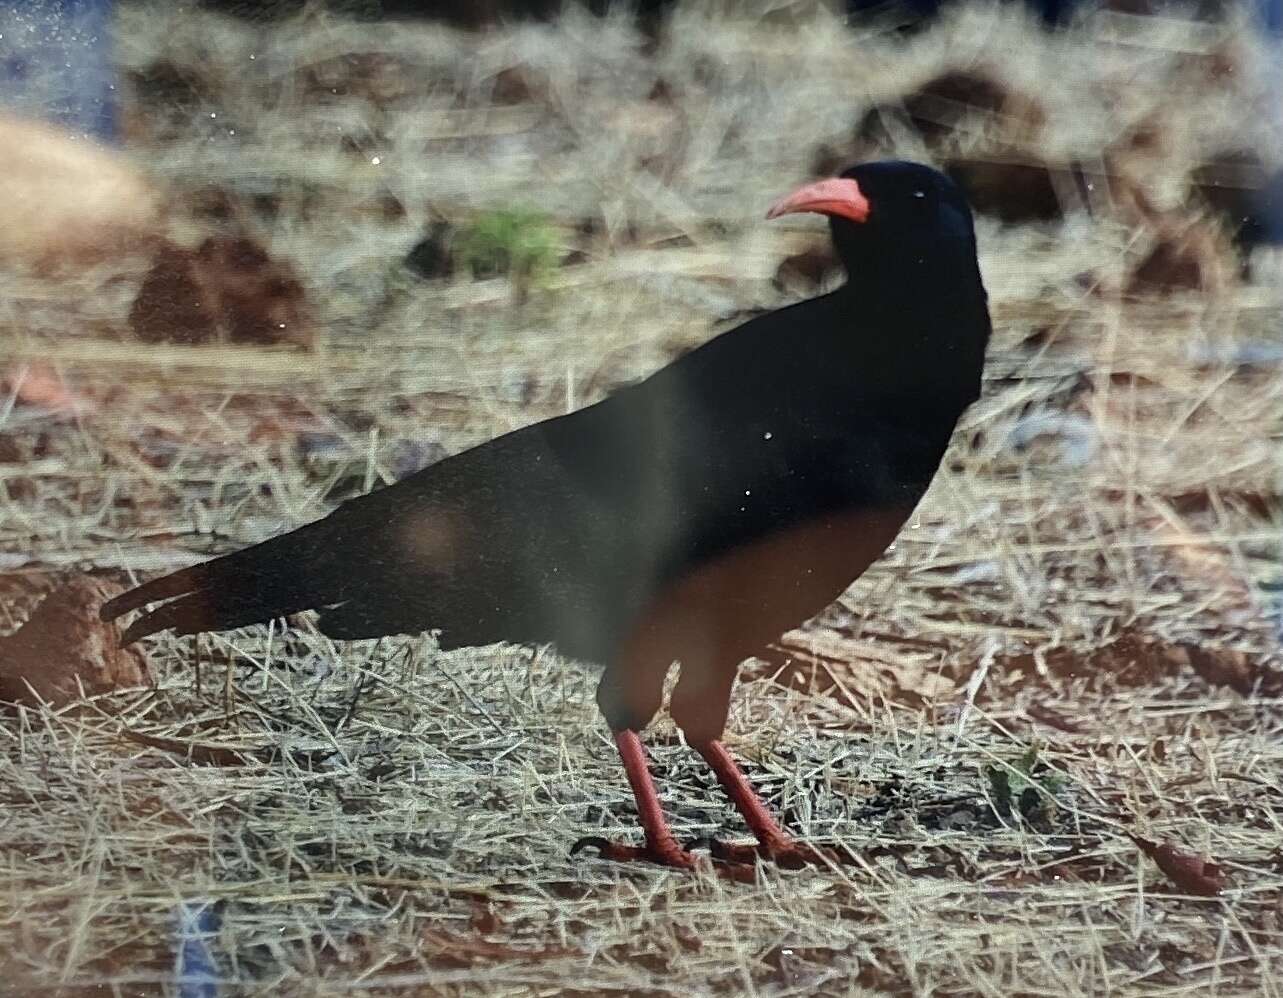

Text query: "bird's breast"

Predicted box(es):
[629, 500, 917, 668]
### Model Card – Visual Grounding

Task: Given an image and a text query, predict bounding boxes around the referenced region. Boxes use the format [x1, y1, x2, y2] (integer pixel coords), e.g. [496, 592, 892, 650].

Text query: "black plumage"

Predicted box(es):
[103, 160, 990, 870]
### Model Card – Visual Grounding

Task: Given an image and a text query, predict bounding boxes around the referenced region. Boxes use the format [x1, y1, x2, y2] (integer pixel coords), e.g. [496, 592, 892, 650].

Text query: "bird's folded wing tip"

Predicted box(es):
[118, 619, 150, 646]
[99, 595, 128, 622]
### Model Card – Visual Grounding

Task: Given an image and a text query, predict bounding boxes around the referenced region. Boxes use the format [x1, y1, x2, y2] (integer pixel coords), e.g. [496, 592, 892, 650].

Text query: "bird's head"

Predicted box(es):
[768, 160, 980, 291]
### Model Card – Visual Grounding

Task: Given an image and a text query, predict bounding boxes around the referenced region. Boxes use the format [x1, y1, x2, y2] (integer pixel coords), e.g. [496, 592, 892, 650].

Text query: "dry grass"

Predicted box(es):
[0, 1, 1281, 994]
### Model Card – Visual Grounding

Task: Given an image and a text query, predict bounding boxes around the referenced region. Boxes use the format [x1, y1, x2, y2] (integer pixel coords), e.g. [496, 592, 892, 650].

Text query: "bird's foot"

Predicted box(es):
[571, 835, 754, 881]
[571, 834, 698, 870]
[709, 834, 856, 870]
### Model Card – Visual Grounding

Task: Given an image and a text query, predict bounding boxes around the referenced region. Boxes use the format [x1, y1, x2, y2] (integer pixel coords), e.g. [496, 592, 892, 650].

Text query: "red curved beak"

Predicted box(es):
[766, 177, 870, 224]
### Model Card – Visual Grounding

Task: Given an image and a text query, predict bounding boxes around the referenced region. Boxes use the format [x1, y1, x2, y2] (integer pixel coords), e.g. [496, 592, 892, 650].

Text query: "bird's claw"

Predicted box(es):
[569, 835, 613, 858]
[708, 836, 857, 870]
[571, 834, 701, 870]
[571, 835, 754, 881]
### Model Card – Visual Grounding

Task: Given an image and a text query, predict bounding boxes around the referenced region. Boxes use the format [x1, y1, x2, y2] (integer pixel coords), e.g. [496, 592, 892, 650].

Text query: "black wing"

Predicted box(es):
[104, 291, 950, 655]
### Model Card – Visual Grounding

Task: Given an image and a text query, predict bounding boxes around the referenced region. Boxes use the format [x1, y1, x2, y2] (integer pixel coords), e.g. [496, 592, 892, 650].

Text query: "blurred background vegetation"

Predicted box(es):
[0, 1, 1280, 994]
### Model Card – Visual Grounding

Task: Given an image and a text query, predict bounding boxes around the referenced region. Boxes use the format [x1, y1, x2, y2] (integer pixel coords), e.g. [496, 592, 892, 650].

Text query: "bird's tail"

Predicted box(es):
[101, 517, 343, 645]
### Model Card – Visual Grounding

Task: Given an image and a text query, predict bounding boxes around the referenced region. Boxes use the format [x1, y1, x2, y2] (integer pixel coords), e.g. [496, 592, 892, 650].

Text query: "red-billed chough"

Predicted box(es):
[102, 160, 990, 872]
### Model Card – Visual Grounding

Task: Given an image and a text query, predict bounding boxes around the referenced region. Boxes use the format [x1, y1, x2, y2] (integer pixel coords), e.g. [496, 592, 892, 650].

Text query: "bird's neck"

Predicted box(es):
[840, 259, 988, 332]
[833, 267, 990, 401]
[846, 243, 983, 305]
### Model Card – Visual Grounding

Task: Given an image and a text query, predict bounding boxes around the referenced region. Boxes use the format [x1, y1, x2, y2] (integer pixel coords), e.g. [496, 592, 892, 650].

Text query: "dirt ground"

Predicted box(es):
[0, 2, 1280, 994]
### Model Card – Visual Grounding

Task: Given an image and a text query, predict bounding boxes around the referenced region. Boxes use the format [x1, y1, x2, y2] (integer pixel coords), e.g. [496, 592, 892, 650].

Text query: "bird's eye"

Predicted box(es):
[912, 190, 926, 199]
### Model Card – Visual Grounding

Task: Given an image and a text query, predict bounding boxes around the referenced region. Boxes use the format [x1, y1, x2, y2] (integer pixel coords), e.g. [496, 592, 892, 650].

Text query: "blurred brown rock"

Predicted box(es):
[130, 235, 314, 348]
[944, 156, 1064, 224]
[1182, 644, 1259, 696]
[122, 59, 219, 142]
[0, 577, 149, 706]
[0, 113, 163, 269]
[857, 69, 1045, 153]
[295, 51, 420, 105]
[1125, 221, 1232, 296]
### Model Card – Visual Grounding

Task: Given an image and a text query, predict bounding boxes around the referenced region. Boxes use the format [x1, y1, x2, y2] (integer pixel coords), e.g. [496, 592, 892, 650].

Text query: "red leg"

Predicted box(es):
[571, 730, 698, 870]
[693, 739, 843, 869]
[695, 740, 792, 848]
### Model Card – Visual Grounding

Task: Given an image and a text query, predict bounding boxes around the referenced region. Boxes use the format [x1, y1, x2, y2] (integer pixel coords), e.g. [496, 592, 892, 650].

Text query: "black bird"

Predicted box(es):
[102, 161, 990, 871]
